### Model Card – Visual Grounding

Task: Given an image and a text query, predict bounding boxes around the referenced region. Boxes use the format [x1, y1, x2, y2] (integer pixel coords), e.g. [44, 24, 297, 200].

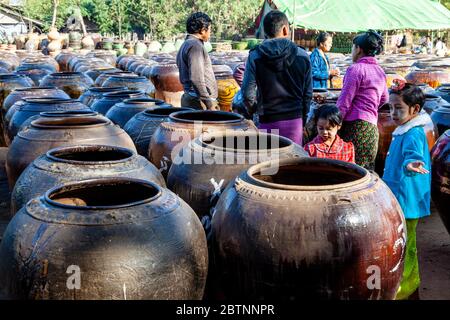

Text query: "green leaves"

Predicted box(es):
[22, 0, 263, 40]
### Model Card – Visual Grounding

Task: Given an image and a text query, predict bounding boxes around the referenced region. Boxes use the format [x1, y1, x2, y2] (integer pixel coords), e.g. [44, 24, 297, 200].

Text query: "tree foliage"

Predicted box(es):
[20, 0, 263, 39]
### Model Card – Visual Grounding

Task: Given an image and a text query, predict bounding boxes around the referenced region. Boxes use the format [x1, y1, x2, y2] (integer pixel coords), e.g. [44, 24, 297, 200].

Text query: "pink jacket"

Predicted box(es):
[336, 56, 389, 125]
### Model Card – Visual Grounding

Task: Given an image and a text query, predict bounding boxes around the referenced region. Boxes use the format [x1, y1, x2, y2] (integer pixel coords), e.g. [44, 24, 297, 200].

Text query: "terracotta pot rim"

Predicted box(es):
[44, 178, 162, 210]
[195, 131, 294, 154]
[245, 157, 371, 191]
[46, 144, 135, 165]
[170, 110, 244, 124]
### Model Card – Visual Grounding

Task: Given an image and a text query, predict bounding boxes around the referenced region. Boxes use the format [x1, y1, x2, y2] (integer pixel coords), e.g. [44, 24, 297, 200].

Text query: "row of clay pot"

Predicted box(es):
[0, 132, 408, 300]
[117, 54, 241, 111]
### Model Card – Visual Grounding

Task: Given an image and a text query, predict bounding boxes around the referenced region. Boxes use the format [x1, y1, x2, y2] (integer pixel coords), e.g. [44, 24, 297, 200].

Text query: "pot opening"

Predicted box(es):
[202, 133, 291, 152]
[48, 145, 133, 163]
[123, 98, 156, 105]
[144, 107, 191, 116]
[171, 110, 243, 123]
[15, 86, 57, 91]
[249, 158, 368, 189]
[89, 86, 127, 93]
[31, 116, 108, 128]
[46, 179, 160, 209]
[39, 110, 98, 117]
[51, 72, 82, 77]
[103, 90, 144, 98]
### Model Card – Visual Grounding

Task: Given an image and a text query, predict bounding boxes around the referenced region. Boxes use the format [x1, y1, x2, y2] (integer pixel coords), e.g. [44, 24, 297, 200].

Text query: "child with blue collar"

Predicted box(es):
[383, 80, 431, 300]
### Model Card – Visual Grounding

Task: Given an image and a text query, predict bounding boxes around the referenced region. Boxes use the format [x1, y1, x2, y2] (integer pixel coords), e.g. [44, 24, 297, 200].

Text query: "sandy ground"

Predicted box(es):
[417, 204, 450, 300]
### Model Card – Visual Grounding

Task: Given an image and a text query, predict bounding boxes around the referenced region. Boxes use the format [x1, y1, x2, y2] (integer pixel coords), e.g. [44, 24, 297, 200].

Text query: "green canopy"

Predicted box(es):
[272, 0, 450, 32]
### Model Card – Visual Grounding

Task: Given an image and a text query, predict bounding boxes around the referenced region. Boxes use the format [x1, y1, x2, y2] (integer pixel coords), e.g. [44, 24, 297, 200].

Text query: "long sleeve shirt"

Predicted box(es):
[176, 35, 218, 108]
[336, 56, 388, 126]
[382, 112, 432, 219]
[310, 48, 330, 89]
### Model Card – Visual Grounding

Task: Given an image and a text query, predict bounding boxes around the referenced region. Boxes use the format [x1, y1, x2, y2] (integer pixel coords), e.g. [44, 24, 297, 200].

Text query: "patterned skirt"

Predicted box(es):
[339, 120, 379, 171]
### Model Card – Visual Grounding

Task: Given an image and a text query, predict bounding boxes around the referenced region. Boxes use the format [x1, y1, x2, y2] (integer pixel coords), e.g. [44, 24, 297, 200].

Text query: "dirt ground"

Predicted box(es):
[417, 204, 450, 300]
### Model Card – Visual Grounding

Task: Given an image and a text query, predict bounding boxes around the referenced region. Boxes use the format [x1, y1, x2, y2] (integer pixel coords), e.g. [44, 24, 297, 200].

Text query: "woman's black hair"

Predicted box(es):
[390, 84, 425, 111]
[314, 104, 343, 127]
[353, 30, 384, 56]
[316, 32, 331, 47]
[186, 12, 212, 34]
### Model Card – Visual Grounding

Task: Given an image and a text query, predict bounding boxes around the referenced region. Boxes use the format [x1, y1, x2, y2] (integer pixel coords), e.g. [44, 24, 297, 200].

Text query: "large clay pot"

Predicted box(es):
[0, 74, 33, 146]
[15, 61, 58, 86]
[213, 65, 240, 112]
[78, 86, 127, 107]
[0, 178, 208, 300]
[84, 67, 120, 82]
[94, 71, 133, 87]
[149, 64, 184, 107]
[417, 83, 436, 94]
[105, 98, 162, 128]
[405, 69, 450, 89]
[375, 106, 397, 175]
[423, 94, 449, 114]
[7, 99, 90, 142]
[210, 157, 406, 300]
[86, 51, 117, 67]
[431, 103, 450, 136]
[149, 110, 257, 178]
[3, 87, 69, 118]
[431, 130, 450, 235]
[167, 132, 307, 219]
[17, 110, 100, 135]
[55, 51, 77, 72]
[375, 108, 438, 175]
[11, 145, 165, 213]
[385, 72, 405, 88]
[40, 72, 94, 99]
[91, 90, 146, 115]
[435, 83, 450, 103]
[124, 106, 192, 157]
[103, 75, 155, 97]
[6, 115, 136, 188]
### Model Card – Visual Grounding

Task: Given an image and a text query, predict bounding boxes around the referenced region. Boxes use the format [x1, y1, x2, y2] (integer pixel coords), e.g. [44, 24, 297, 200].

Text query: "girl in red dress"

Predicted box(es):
[304, 104, 355, 163]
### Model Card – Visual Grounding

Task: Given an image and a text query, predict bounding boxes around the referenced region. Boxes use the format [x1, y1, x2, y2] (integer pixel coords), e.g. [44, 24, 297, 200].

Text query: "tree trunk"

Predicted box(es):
[51, 0, 59, 28]
[77, 6, 88, 36]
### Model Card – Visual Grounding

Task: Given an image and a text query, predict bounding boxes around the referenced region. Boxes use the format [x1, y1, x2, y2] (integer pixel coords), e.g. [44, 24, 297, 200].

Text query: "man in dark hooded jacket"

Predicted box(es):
[241, 10, 312, 145]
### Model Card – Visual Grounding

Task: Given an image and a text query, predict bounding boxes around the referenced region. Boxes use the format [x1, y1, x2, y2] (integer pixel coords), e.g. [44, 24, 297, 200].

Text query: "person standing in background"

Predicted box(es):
[310, 32, 340, 89]
[177, 12, 219, 110]
[336, 30, 388, 170]
[240, 10, 312, 145]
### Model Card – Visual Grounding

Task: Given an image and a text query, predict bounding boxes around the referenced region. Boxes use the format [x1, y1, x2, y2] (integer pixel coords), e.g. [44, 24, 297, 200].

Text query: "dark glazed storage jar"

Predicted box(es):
[0, 178, 208, 299]
[11, 145, 165, 213]
[210, 158, 406, 300]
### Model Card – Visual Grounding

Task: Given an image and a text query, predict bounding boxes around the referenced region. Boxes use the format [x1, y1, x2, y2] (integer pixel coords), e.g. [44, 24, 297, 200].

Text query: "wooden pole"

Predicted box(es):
[292, 0, 296, 42]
